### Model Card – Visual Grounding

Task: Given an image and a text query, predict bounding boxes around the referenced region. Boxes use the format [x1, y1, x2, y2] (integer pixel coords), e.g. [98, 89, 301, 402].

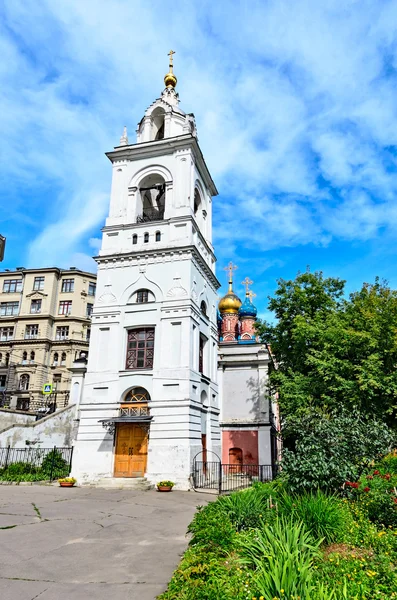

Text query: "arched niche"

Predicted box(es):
[193, 181, 207, 237]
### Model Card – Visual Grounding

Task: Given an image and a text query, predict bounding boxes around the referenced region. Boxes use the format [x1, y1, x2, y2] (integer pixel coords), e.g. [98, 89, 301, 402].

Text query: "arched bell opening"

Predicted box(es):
[138, 173, 166, 223]
[151, 107, 165, 140]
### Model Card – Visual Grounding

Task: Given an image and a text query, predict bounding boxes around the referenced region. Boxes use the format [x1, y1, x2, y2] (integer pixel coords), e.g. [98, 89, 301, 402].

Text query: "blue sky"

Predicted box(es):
[1, 0, 397, 319]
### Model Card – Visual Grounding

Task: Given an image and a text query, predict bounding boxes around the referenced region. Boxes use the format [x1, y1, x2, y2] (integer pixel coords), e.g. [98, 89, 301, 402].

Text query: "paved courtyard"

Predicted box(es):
[0, 485, 208, 600]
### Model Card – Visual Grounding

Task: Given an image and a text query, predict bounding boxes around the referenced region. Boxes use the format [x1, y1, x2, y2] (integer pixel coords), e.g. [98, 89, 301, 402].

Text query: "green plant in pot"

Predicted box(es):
[157, 480, 175, 492]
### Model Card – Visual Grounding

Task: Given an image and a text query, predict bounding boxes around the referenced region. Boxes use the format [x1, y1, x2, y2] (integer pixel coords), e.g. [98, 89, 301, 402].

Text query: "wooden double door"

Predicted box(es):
[114, 423, 148, 477]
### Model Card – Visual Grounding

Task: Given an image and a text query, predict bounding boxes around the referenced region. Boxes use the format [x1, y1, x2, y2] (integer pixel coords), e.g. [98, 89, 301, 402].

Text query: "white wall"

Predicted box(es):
[0, 405, 75, 448]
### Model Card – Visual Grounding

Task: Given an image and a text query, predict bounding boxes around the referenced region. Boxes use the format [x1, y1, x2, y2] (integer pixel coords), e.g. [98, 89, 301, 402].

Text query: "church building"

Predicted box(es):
[71, 54, 276, 488]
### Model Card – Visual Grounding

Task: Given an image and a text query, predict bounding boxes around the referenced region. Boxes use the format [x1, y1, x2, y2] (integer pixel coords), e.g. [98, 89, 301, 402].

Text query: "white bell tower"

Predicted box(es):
[72, 52, 221, 488]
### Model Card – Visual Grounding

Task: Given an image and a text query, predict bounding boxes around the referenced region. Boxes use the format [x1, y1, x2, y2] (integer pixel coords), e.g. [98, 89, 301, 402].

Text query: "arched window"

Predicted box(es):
[123, 387, 151, 403]
[132, 234, 138, 245]
[194, 188, 201, 215]
[22, 351, 27, 363]
[0, 352, 2, 364]
[53, 352, 59, 366]
[61, 352, 67, 366]
[30, 351, 35, 362]
[200, 301, 207, 316]
[144, 232, 149, 243]
[155, 231, 161, 242]
[136, 289, 149, 304]
[5, 353, 9, 366]
[19, 374, 30, 391]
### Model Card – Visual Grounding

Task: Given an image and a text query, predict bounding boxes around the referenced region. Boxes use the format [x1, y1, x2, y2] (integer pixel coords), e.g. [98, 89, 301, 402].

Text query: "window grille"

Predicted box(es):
[125, 328, 155, 370]
[30, 299, 42, 314]
[136, 289, 149, 303]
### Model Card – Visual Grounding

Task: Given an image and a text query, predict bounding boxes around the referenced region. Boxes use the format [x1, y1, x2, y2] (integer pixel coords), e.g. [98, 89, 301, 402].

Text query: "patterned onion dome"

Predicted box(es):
[218, 285, 242, 315]
[239, 295, 257, 319]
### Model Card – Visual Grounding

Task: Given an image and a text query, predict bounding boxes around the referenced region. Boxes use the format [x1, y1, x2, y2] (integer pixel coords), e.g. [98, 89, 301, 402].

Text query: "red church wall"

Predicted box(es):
[222, 430, 258, 465]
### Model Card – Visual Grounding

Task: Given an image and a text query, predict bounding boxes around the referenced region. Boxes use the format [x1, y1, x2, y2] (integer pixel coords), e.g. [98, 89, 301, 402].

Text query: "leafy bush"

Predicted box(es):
[281, 411, 394, 494]
[278, 490, 353, 545]
[41, 449, 68, 476]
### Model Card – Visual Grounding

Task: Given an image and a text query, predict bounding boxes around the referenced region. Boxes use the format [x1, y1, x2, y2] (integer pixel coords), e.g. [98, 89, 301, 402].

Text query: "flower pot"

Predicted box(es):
[157, 485, 172, 492]
[59, 482, 75, 488]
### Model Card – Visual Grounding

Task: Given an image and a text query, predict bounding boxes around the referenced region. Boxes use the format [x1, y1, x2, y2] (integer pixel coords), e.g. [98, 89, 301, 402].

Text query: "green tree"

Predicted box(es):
[257, 272, 397, 447]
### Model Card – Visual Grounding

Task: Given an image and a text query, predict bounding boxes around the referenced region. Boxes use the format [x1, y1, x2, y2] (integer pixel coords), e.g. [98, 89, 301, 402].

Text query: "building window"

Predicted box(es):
[3, 279, 22, 293]
[59, 301, 72, 315]
[22, 351, 28, 364]
[5, 352, 9, 366]
[126, 328, 155, 370]
[199, 334, 207, 375]
[88, 282, 96, 296]
[19, 374, 30, 391]
[86, 303, 93, 317]
[155, 231, 161, 242]
[53, 373, 61, 389]
[61, 278, 74, 293]
[17, 398, 30, 411]
[0, 327, 14, 341]
[55, 326, 69, 341]
[0, 301, 19, 316]
[144, 232, 149, 243]
[0, 352, 2, 364]
[136, 289, 149, 304]
[200, 301, 207, 316]
[132, 234, 138, 245]
[30, 299, 42, 314]
[25, 324, 39, 339]
[0, 374, 6, 389]
[30, 351, 35, 362]
[53, 352, 59, 365]
[194, 188, 201, 215]
[61, 352, 66, 366]
[33, 276, 45, 291]
[86, 328, 91, 341]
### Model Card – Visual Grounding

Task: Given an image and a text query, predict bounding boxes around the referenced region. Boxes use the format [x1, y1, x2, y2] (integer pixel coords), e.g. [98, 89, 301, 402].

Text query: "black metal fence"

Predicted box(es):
[192, 460, 274, 494]
[0, 446, 73, 481]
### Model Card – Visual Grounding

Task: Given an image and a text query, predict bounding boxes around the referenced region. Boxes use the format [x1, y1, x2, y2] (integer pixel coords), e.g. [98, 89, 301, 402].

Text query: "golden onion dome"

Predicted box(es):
[164, 71, 177, 89]
[219, 282, 242, 314]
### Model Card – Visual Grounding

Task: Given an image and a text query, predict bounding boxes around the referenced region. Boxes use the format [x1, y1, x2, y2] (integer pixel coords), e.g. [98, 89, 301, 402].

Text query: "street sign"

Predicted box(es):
[42, 383, 53, 395]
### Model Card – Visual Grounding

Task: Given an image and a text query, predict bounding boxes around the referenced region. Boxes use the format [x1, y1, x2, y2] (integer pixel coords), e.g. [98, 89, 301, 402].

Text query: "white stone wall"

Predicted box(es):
[0, 405, 75, 448]
[0, 409, 36, 431]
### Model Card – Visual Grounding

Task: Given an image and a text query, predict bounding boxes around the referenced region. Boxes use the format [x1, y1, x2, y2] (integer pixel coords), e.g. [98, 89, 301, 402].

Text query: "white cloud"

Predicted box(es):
[1, 0, 397, 273]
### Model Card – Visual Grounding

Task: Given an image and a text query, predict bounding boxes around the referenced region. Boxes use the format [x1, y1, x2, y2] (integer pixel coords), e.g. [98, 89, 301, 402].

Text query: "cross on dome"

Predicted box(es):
[164, 49, 177, 89]
[224, 261, 238, 284]
[241, 277, 253, 296]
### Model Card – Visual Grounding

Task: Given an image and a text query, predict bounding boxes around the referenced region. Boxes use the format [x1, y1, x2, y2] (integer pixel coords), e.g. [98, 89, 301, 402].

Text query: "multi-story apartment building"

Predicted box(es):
[0, 267, 96, 412]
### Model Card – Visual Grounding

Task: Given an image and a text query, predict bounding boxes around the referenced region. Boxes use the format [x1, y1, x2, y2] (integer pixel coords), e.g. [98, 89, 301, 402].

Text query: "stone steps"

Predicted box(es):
[85, 477, 154, 490]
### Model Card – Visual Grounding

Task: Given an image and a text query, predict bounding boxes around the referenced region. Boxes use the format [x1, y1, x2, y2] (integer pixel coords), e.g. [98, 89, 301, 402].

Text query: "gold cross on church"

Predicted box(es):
[224, 261, 237, 282]
[241, 277, 253, 295]
[168, 49, 175, 69]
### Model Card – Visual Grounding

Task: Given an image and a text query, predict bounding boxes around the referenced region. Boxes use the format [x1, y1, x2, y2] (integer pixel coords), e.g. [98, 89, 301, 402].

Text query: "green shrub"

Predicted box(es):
[279, 490, 353, 545]
[41, 449, 68, 476]
[187, 504, 235, 553]
[238, 516, 330, 599]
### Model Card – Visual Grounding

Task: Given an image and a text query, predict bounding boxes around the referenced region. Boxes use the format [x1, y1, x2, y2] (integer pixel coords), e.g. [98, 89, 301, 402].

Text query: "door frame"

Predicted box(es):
[113, 422, 150, 478]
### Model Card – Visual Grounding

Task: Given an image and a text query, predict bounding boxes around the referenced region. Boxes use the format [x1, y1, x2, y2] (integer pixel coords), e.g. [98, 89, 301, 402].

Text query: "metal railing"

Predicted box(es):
[136, 207, 165, 223]
[0, 446, 73, 481]
[192, 460, 274, 494]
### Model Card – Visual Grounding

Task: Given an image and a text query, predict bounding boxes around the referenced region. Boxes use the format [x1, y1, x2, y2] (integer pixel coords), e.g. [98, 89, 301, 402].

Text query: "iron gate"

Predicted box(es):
[192, 452, 274, 494]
